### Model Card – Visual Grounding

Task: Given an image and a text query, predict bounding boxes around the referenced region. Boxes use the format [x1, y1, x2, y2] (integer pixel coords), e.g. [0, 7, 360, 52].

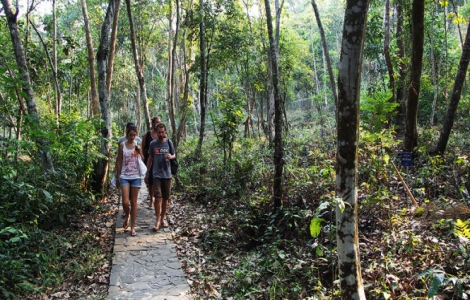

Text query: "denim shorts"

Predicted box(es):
[120, 177, 142, 188]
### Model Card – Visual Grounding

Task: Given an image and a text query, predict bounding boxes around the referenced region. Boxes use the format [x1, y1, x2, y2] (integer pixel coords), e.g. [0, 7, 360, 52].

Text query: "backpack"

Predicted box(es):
[168, 140, 178, 175]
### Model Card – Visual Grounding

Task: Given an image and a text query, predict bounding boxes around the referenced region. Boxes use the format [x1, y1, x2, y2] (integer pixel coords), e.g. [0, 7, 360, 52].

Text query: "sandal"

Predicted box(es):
[152, 224, 160, 232]
[131, 230, 137, 237]
[123, 216, 130, 230]
[161, 221, 169, 228]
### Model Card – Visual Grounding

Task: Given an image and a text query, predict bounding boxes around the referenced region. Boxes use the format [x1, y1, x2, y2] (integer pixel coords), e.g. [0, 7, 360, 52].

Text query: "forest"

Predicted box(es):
[1, 0, 470, 298]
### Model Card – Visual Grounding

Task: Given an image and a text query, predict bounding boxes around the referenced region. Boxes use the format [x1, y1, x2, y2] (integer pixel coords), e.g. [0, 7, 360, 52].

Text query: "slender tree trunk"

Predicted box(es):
[196, 0, 207, 157]
[311, 0, 338, 105]
[1, 0, 53, 171]
[384, 0, 395, 125]
[168, 0, 179, 139]
[264, 0, 283, 208]
[336, 0, 369, 298]
[125, 0, 149, 135]
[52, 0, 62, 117]
[429, 5, 439, 126]
[395, 2, 406, 131]
[81, 0, 100, 116]
[432, 20, 470, 155]
[175, 25, 192, 149]
[404, 0, 425, 152]
[106, 0, 121, 97]
[92, 0, 116, 194]
[30, 21, 63, 120]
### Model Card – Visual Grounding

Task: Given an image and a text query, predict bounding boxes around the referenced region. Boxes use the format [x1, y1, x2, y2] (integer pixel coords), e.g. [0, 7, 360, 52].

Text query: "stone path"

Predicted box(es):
[107, 184, 192, 300]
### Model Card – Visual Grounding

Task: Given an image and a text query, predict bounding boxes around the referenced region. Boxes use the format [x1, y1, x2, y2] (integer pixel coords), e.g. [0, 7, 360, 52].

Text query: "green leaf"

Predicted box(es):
[42, 189, 52, 200]
[310, 218, 325, 238]
[428, 273, 445, 297]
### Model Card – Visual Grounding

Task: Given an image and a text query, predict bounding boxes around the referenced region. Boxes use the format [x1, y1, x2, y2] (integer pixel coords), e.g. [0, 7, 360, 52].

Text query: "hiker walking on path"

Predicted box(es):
[115, 125, 144, 237]
[141, 116, 161, 209]
[145, 123, 176, 231]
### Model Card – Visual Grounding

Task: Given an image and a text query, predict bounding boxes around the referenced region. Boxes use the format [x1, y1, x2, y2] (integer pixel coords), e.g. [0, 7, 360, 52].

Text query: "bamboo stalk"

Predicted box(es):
[390, 161, 419, 207]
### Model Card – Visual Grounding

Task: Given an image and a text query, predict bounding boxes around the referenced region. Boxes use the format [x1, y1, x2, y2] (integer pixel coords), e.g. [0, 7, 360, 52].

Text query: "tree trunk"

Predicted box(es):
[404, 0, 425, 152]
[125, 0, 149, 135]
[384, 0, 395, 125]
[80, 0, 100, 116]
[175, 20, 192, 148]
[395, 2, 406, 131]
[196, 0, 207, 157]
[432, 20, 470, 154]
[429, 4, 439, 126]
[92, 0, 116, 195]
[52, 0, 62, 117]
[1, 0, 54, 171]
[168, 0, 179, 139]
[264, 0, 283, 208]
[106, 0, 121, 97]
[311, 0, 338, 106]
[30, 21, 63, 120]
[336, 0, 369, 298]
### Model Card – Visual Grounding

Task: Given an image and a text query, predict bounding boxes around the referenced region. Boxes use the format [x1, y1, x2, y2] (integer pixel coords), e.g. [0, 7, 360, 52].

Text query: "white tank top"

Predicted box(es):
[120, 143, 140, 179]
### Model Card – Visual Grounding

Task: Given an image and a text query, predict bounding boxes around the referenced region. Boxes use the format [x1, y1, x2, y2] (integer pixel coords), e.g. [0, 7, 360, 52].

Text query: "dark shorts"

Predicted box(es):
[153, 178, 172, 200]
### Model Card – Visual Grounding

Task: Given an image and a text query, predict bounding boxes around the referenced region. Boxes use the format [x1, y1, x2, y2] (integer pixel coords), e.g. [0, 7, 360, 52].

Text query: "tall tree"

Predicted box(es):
[432, 20, 470, 155]
[92, 0, 116, 194]
[264, 0, 283, 208]
[404, 0, 425, 152]
[1, 0, 53, 171]
[168, 0, 180, 139]
[395, 0, 407, 130]
[52, 0, 62, 117]
[196, 0, 207, 157]
[311, 0, 337, 106]
[80, 0, 100, 116]
[106, 0, 121, 97]
[384, 0, 394, 125]
[336, 0, 369, 298]
[125, 0, 150, 133]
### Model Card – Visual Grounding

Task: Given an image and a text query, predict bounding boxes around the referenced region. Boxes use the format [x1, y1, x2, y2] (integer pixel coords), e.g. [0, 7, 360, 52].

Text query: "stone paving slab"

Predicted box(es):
[108, 185, 192, 300]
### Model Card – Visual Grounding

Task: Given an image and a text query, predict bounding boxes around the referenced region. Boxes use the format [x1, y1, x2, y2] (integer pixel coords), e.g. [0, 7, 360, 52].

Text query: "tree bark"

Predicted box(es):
[92, 0, 116, 194]
[395, 2, 406, 131]
[404, 0, 425, 152]
[52, 0, 61, 117]
[30, 21, 63, 120]
[432, 20, 470, 154]
[168, 0, 179, 139]
[125, 0, 149, 135]
[264, 0, 283, 208]
[80, 0, 100, 116]
[311, 0, 337, 106]
[196, 0, 207, 157]
[384, 0, 394, 125]
[1, 0, 54, 171]
[336, 0, 369, 298]
[106, 0, 121, 97]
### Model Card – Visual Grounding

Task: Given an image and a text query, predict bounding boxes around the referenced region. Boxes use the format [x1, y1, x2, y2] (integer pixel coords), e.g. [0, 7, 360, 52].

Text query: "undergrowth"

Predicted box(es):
[0, 116, 110, 299]
[172, 123, 470, 299]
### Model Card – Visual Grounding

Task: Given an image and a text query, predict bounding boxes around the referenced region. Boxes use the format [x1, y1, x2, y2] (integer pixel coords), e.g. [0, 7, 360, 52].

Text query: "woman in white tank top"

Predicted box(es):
[116, 125, 144, 236]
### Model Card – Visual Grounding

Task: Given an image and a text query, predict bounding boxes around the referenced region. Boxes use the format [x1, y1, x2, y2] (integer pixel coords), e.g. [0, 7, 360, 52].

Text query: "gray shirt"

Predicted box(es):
[148, 139, 174, 179]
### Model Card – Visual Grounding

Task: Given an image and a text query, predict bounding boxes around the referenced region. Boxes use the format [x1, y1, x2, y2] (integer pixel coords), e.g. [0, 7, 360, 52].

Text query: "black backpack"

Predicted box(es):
[168, 140, 178, 175]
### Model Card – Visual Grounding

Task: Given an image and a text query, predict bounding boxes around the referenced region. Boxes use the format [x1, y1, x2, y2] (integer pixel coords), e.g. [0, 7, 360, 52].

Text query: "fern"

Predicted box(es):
[454, 219, 470, 241]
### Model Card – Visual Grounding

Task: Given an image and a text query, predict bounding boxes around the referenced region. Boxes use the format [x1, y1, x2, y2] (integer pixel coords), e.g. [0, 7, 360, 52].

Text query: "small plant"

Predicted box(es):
[417, 268, 466, 299]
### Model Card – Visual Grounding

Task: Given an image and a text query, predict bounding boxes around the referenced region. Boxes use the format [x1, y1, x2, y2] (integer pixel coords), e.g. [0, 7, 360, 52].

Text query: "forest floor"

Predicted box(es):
[167, 176, 470, 299]
[57, 176, 470, 299]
